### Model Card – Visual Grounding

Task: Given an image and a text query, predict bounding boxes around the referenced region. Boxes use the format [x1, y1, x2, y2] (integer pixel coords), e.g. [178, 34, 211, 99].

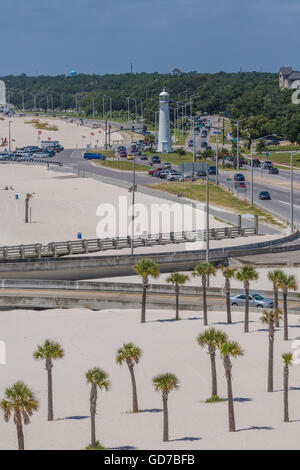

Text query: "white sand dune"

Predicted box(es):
[0, 307, 299, 450]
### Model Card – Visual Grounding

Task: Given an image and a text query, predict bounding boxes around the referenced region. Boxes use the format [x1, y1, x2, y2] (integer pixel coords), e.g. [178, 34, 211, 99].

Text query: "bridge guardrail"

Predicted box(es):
[0, 226, 257, 261]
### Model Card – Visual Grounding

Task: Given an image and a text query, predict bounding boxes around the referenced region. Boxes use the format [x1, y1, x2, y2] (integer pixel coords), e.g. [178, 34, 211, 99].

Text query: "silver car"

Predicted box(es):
[230, 293, 274, 309]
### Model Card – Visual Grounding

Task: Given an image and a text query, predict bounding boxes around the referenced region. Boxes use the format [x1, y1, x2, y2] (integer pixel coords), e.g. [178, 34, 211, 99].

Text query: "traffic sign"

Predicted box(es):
[266, 152, 269, 157]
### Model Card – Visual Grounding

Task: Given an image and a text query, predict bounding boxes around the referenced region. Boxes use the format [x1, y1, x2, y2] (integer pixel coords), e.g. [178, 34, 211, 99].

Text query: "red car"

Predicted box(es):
[148, 167, 162, 176]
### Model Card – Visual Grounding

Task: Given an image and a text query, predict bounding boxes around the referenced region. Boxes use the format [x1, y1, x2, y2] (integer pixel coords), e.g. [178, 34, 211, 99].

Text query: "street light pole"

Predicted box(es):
[192, 117, 195, 178]
[291, 151, 294, 233]
[131, 155, 136, 256]
[206, 162, 210, 287]
[251, 141, 254, 206]
[8, 121, 12, 152]
[236, 122, 240, 170]
[216, 132, 219, 185]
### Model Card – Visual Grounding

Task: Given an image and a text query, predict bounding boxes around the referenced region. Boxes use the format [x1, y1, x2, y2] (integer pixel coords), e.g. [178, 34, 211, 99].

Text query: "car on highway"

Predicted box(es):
[261, 160, 273, 169]
[269, 167, 279, 175]
[259, 191, 271, 200]
[140, 154, 148, 160]
[230, 293, 274, 309]
[208, 166, 217, 175]
[127, 155, 134, 160]
[234, 173, 245, 182]
[167, 171, 183, 181]
[163, 162, 172, 170]
[159, 170, 170, 179]
[83, 153, 106, 161]
[201, 142, 208, 149]
[148, 167, 162, 176]
[252, 159, 261, 167]
[150, 156, 161, 165]
[119, 151, 127, 158]
[197, 170, 207, 177]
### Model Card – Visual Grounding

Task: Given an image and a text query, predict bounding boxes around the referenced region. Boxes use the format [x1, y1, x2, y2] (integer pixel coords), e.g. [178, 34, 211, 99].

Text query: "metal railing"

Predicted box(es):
[0, 226, 257, 261]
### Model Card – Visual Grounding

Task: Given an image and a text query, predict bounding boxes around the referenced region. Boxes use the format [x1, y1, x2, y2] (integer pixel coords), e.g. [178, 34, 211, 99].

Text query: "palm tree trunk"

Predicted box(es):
[162, 395, 169, 442]
[274, 286, 279, 328]
[90, 384, 97, 448]
[141, 282, 147, 324]
[284, 365, 289, 423]
[202, 275, 208, 326]
[175, 284, 179, 320]
[224, 357, 236, 432]
[16, 413, 24, 451]
[283, 292, 288, 341]
[244, 282, 250, 333]
[268, 323, 274, 393]
[209, 347, 218, 397]
[129, 365, 139, 413]
[225, 279, 232, 324]
[46, 359, 54, 421]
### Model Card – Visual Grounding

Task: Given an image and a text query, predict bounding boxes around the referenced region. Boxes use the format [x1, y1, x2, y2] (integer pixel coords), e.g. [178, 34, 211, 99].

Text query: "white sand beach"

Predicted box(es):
[0, 115, 108, 150]
[0, 307, 299, 450]
[0, 164, 226, 247]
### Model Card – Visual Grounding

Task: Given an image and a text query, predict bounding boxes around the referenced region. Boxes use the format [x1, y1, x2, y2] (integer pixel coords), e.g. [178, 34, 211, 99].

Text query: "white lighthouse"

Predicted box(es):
[157, 89, 173, 153]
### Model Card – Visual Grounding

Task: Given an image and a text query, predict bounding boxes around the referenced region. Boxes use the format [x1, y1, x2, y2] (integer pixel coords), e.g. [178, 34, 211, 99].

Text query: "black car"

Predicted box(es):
[259, 191, 271, 200]
[197, 170, 207, 177]
[201, 142, 208, 149]
[208, 166, 217, 175]
[269, 167, 279, 175]
[234, 173, 245, 182]
[252, 159, 261, 167]
[151, 156, 161, 164]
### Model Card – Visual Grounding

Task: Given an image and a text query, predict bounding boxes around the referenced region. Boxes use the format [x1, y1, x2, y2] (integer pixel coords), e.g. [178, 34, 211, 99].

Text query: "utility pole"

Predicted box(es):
[110, 97, 112, 120]
[236, 121, 240, 170]
[127, 97, 130, 122]
[192, 117, 195, 178]
[75, 95, 78, 119]
[22, 92, 25, 113]
[102, 96, 105, 120]
[33, 95, 36, 113]
[92, 97, 95, 118]
[174, 108, 177, 144]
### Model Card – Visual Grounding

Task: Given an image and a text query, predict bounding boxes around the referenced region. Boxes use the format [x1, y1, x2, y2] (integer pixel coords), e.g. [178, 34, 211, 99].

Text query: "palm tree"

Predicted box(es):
[219, 266, 237, 324]
[166, 272, 189, 320]
[193, 262, 216, 326]
[282, 353, 293, 423]
[277, 272, 297, 341]
[1, 381, 39, 450]
[153, 373, 179, 442]
[218, 341, 244, 432]
[33, 339, 64, 421]
[261, 309, 282, 392]
[197, 328, 228, 398]
[134, 258, 160, 323]
[236, 265, 259, 333]
[86, 368, 110, 448]
[268, 270, 284, 327]
[116, 343, 142, 413]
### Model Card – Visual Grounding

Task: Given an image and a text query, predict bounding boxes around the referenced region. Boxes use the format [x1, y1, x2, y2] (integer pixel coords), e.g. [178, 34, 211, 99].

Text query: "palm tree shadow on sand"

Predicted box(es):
[233, 398, 253, 403]
[237, 426, 274, 432]
[169, 437, 202, 442]
[211, 321, 246, 326]
[57, 416, 89, 421]
[109, 446, 137, 450]
[139, 408, 163, 413]
[150, 317, 201, 323]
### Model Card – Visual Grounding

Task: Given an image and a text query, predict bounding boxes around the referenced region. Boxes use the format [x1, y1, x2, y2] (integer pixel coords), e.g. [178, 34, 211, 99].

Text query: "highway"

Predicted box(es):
[1, 287, 300, 312]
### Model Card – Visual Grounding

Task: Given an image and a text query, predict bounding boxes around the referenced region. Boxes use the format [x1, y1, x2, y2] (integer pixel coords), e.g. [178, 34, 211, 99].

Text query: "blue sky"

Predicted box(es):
[1, 0, 300, 75]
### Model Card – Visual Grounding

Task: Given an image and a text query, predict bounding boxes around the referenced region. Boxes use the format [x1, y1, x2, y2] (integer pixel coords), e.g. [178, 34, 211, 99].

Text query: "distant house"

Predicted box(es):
[279, 67, 300, 90]
[170, 68, 182, 76]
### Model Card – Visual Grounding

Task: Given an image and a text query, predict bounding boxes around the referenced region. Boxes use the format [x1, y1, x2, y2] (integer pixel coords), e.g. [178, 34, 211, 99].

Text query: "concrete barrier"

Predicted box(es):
[0, 232, 298, 281]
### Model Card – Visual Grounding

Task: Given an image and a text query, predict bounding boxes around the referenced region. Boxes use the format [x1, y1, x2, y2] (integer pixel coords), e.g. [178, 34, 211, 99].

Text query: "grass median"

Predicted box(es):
[94, 160, 149, 172]
[147, 181, 284, 228]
